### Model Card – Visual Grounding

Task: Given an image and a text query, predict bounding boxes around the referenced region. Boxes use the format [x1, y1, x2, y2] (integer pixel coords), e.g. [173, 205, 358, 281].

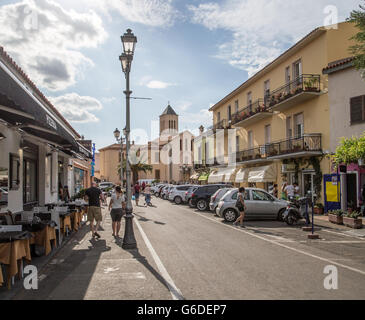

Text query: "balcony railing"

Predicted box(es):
[231, 99, 271, 126]
[266, 74, 321, 110]
[266, 134, 322, 158]
[233, 134, 322, 163]
[235, 146, 268, 163]
[206, 156, 225, 167]
[208, 119, 228, 131]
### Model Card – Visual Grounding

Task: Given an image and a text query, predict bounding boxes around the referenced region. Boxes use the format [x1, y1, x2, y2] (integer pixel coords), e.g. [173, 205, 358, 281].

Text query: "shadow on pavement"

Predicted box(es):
[134, 213, 166, 226]
[115, 243, 172, 295]
[12, 226, 111, 300]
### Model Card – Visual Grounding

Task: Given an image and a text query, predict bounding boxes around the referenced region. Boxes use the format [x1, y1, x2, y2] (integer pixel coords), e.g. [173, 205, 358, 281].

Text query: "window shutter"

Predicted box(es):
[350, 96, 364, 124]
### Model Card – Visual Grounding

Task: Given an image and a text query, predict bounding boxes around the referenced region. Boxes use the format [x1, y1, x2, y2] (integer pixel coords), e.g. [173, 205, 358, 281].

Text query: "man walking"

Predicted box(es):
[85, 182, 104, 239]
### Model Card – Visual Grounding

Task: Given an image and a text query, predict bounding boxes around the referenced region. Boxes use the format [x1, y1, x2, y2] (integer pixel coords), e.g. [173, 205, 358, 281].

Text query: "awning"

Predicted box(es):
[208, 167, 236, 184]
[198, 173, 209, 181]
[248, 165, 277, 183]
[0, 67, 80, 154]
[190, 173, 200, 180]
[235, 168, 250, 183]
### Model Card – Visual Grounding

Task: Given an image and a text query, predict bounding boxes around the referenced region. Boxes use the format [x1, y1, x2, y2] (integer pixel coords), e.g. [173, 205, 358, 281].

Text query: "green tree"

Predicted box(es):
[348, 1, 365, 78]
[332, 133, 365, 167]
[117, 150, 153, 184]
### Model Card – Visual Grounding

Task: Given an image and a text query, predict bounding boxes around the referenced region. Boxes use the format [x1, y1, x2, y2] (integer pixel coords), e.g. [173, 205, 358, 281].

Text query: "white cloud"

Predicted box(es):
[188, 0, 358, 76]
[179, 107, 213, 132]
[0, 0, 107, 91]
[81, 0, 179, 27]
[49, 93, 103, 123]
[139, 76, 176, 89]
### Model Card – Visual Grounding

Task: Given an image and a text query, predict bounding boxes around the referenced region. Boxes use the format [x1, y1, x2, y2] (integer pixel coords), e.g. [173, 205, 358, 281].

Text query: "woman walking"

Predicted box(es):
[108, 186, 126, 238]
[234, 187, 247, 228]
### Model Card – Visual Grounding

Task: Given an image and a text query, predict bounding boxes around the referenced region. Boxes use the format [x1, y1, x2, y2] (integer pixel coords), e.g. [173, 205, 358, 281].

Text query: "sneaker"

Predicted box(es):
[94, 232, 101, 239]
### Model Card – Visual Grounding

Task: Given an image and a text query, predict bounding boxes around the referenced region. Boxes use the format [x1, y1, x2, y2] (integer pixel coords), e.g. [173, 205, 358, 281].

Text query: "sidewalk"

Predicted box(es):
[313, 214, 365, 235]
[8, 205, 172, 300]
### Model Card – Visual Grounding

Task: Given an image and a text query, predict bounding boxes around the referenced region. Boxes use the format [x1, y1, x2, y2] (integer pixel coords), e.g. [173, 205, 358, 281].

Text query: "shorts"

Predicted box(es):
[110, 208, 124, 222]
[135, 192, 140, 200]
[87, 206, 102, 222]
[145, 194, 151, 203]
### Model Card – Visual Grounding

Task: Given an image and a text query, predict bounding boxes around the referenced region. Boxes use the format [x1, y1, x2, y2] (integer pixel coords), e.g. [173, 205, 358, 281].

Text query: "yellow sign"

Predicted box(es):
[326, 181, 340, 202]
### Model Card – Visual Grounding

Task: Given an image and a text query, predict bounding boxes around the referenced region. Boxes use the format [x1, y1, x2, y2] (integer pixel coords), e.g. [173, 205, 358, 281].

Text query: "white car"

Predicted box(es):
[168, 185, 194, 204]
[99, 182, 114, 191]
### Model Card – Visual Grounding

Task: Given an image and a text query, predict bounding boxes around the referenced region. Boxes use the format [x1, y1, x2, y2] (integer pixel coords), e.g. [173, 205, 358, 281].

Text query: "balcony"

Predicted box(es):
[208, 119, 228, 131]
[266, 134, 322, 160]
[266, 74, 321, 112]
[193, 163, 206, 170]
[235, 146, 268, 164]
[232, 99, 273, 127]
[205, 156, 226, 167]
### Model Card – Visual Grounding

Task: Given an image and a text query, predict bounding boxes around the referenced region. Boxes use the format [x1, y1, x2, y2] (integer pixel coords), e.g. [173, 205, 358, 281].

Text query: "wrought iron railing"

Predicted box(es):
[231, 99, 269, 126]
[206, 156, 226, 167]
[235, 146, 268, 163]
[266, 134, 322, 157]
[266, 74, 321, 108]
[208, 119, 228, 131]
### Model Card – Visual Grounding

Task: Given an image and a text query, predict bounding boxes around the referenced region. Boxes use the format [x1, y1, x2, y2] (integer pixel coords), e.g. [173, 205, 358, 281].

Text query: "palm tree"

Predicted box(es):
[117, 149, 153, 184]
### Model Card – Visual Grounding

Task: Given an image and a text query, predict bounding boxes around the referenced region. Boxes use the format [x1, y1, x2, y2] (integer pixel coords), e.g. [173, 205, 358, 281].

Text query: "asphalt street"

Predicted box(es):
[9, 197, 365, 300]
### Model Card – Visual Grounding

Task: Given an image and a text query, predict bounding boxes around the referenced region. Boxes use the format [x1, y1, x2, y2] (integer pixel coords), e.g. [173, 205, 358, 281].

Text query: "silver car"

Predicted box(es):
[161, 185, 174, 200]
[168, 185, 194, 204]
[209, 188, 233, 213]
[216, 188, 287, 222]
[0, 187, 8, 204]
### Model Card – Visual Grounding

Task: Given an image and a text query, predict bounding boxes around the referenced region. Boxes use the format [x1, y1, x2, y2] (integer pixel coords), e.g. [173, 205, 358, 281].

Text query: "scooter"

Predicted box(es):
[283, 196, 309, 225]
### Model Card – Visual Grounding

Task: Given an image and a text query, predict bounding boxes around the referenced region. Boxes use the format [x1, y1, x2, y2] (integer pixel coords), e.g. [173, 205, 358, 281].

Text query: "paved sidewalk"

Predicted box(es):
[11, 205, 172, 300]
[313, 214, 364, 233]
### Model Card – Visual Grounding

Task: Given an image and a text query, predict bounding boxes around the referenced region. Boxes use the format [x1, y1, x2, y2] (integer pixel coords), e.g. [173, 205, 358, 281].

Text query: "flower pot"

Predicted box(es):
[328, 214, 343, 225]
[343, 217, 363, 229]
[314, 207, 324, 215]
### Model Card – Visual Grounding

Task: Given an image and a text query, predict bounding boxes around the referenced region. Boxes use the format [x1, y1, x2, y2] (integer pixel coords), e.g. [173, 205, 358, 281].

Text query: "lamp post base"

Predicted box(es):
[122, 214, 137, 250]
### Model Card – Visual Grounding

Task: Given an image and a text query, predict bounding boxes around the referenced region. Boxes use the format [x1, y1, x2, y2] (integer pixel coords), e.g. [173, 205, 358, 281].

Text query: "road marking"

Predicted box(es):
[299, 240, 365, 244]
[134, 217, 184, 300]
[178, 206, 365, 276]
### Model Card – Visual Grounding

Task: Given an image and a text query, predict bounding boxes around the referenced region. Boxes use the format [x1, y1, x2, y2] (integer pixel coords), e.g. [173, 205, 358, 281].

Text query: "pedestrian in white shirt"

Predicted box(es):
[108, 186, 126, 238]
[284, 183, 295, 199]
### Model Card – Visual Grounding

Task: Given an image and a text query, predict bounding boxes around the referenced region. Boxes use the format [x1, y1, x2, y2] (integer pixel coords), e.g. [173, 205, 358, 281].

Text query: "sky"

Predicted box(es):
[0, 0, 360, 150]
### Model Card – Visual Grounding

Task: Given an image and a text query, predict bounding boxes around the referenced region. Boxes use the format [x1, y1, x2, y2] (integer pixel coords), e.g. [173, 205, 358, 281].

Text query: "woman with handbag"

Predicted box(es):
[234, 187, 247, 228]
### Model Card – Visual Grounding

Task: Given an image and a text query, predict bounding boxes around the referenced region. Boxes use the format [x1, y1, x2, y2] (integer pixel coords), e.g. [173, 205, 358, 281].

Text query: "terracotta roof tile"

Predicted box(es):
[323, 57, 354, 72]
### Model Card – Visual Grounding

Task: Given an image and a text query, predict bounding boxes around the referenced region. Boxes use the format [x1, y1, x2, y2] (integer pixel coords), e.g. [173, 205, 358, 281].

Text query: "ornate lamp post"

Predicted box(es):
[119, 29, 137, 249]
[113, 128, 126, 187]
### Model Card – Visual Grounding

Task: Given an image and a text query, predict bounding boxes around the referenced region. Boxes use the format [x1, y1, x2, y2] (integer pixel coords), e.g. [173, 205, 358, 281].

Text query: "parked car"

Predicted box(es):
[185, 186, 199, 206]
[209, 188, 233, 213]
[151, 184, 164, 195]
[99, 182, 115, 191]
[168, 185, 193, 204]
[191, 184, 232, 211]
[216, 188, 287, 222]
[161, 185, 174, 200]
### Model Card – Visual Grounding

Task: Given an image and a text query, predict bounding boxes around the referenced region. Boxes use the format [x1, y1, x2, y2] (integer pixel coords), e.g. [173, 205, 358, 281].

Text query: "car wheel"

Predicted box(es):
[154, 192, 159, 197]
[174, 196, 182, 205]
[277, 209, 285, 222]
[223, 209, 238, 222]
[188, 199, 195, 207]
[196, 199, 208, 211]
[286, 213, 296, 226]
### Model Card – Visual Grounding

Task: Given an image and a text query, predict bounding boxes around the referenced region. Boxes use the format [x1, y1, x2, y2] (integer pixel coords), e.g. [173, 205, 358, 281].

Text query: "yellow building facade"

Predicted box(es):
[205, 22, 358, 203]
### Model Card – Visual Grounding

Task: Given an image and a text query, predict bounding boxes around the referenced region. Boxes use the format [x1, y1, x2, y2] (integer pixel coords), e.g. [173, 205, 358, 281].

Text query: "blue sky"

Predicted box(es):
[0, 0, 360, 150]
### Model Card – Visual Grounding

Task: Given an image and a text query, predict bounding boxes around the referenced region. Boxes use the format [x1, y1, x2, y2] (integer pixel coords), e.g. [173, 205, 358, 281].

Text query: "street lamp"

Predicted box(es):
[114, 128, 125, 187]
[120, 28, 137, 250]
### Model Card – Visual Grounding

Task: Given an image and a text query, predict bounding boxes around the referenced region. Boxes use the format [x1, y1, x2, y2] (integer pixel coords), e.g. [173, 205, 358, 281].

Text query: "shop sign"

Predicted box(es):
[91, 143, 96, 177]
[46, 115, 57, 130]
[78, 140, 92, 153]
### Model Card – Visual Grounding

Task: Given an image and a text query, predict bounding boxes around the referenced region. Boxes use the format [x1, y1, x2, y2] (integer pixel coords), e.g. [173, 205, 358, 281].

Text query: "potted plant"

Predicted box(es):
[304, 77, 318, 92]
[343, 211, 363, 229]
[269, 149, 278, 157]
[255, 154, 262, 159]
[328, 210, 344, 225]
[314, 203, 324, 215]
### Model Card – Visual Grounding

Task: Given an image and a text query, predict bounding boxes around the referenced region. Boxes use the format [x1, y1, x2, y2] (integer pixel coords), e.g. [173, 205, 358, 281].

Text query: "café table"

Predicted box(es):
[0, 231, 32, 289]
